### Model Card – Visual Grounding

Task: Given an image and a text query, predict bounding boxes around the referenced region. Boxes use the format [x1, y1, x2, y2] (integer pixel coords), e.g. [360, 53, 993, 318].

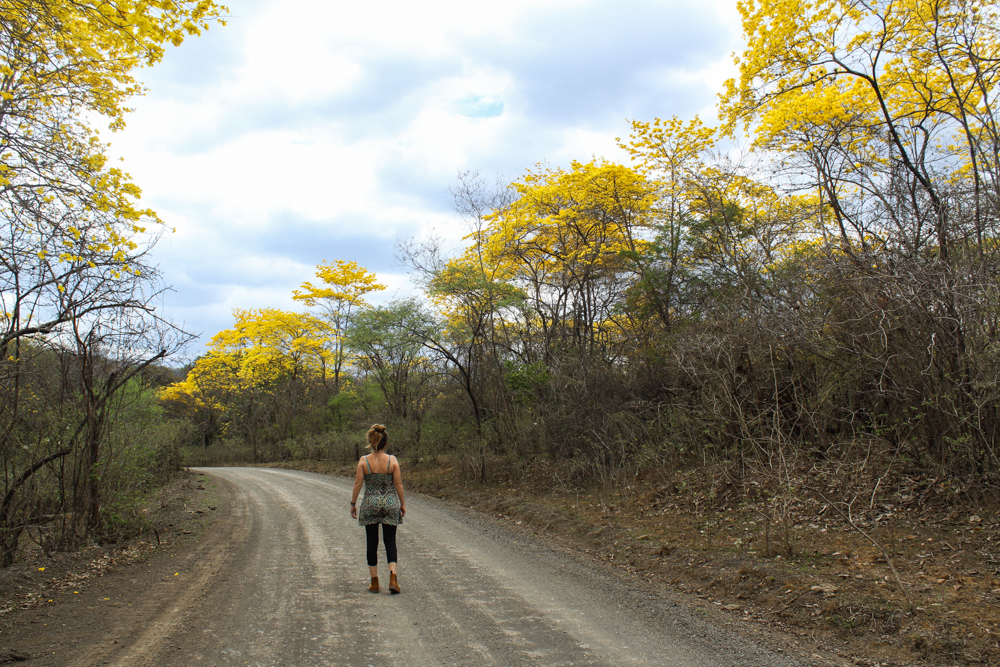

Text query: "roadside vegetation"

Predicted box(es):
[0, 0, 226, 567]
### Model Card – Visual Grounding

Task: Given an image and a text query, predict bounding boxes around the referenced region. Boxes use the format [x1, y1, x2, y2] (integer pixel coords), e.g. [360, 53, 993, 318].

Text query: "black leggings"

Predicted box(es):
[365, 523, 397, 567]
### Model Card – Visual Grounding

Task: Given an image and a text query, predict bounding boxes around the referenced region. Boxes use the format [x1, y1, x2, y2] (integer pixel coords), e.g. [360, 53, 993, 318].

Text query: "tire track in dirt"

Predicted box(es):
[96, 478, 253, 667]
[6, 468, 849, 666]
[59, 476, 253, 667]
[112, 467, 815, 667]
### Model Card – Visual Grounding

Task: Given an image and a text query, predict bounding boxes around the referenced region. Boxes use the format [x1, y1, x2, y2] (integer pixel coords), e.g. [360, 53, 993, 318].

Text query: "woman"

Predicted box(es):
[350, 424, 405, 594]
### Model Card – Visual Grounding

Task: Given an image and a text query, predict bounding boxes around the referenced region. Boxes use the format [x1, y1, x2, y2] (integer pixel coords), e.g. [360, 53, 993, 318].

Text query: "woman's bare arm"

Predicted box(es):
[392, 456, 405, 517]
[350, 459, 365, 518]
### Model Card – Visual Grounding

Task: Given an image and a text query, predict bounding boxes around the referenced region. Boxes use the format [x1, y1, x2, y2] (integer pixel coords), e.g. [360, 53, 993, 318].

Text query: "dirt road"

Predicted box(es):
[16, 468, 821, 666]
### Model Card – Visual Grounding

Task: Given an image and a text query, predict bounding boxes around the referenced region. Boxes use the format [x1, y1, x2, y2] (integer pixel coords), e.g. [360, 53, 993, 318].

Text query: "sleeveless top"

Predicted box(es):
[357, 454, 402, 526]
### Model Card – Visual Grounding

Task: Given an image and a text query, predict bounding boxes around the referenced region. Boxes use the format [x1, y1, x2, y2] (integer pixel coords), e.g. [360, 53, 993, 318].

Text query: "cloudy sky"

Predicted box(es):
[108, 0, 742, 355]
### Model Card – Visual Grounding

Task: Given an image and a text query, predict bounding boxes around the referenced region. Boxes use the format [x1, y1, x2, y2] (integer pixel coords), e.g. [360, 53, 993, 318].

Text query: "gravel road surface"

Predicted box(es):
[88, 467, 810, 666]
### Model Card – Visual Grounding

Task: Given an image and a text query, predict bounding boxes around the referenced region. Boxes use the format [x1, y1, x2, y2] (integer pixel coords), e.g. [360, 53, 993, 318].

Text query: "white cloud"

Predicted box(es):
[108, 0, 742, 353]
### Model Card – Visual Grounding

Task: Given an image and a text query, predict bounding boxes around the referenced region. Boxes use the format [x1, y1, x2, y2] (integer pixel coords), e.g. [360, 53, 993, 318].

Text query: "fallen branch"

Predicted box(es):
[810, 487, 916, 614]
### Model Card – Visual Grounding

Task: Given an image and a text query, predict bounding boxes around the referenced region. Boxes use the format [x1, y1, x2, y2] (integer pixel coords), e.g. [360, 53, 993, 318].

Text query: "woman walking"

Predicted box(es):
[350, 424, 405, 594]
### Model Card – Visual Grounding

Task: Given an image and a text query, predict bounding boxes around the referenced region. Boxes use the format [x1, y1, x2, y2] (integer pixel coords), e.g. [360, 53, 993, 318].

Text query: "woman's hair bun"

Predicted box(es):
[366, 424, 388, 450]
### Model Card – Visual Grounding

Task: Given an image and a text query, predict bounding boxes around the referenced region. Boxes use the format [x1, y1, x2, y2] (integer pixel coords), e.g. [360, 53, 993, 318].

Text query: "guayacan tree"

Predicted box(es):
[1, 0, 226, 564]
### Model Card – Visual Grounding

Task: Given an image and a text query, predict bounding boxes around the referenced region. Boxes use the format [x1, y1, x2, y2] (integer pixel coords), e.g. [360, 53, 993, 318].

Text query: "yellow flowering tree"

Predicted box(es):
[1, 0, 229, 327]
[1, 0, 226, 563]
[159, 349, 242, 448]
[721, 0, 1000, 260]
[480, 160, 658, 359]
[161, 309, 332, 459]
[293, 260, 385, 393]
[618, 116, 718, 330]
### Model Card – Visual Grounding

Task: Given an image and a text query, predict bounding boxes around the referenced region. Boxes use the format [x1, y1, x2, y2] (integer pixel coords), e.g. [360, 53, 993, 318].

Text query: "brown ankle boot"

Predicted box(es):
[389, 572, 401, 594]
[368, 576, 379, 593]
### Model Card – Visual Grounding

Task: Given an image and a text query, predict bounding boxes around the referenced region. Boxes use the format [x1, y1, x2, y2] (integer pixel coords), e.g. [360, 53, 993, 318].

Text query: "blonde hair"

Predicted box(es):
[366, 424, 388, 451]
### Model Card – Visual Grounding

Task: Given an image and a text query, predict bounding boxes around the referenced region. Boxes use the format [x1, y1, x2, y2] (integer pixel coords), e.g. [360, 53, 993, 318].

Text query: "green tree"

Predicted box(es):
[346, 299, 436, 443]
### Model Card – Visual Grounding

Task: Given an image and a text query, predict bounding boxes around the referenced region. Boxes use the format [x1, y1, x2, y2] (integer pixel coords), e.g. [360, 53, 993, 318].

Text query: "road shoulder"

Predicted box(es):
[0, 470, 243, 666]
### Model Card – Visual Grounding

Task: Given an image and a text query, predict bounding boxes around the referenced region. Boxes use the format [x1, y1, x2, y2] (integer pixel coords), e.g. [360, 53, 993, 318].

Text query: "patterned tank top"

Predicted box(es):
[357, 455, 402, 526]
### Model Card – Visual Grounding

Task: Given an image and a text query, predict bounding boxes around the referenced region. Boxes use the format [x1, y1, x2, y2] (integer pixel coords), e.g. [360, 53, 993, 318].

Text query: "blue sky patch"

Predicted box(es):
[453, 95, 505, 118]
